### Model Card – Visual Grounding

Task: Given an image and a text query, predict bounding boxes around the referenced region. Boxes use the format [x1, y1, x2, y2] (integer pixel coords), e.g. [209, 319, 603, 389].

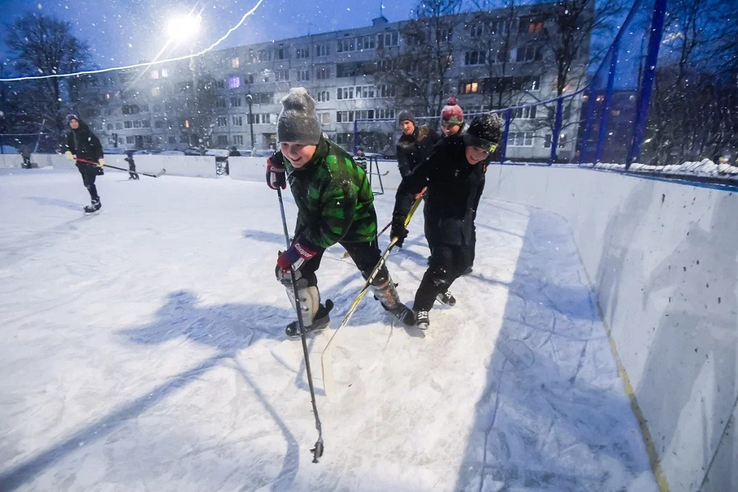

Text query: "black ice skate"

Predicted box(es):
[436, 290, 456, 307]
[414, 309, 430, 330]
[285, 300, 334, 338]
[382, 302, 415, 325]
[84, 198, 101, 213]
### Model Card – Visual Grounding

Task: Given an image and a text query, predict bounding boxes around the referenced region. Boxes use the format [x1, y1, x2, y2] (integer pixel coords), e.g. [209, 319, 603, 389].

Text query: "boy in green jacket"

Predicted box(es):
[266, 88, 413, 337]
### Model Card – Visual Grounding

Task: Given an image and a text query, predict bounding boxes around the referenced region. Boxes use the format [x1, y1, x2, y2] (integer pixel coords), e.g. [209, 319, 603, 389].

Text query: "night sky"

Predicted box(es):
[1, 0, 417, 71]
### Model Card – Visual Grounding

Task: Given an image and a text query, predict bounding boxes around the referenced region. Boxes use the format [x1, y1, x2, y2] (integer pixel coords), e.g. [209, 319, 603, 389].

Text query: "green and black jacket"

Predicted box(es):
[277, 137, 378, 249]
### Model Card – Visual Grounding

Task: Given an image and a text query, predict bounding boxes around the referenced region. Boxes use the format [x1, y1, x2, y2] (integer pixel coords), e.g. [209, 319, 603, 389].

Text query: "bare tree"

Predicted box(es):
[4, 13, 91, 137]
[538, 0, 622, 98]
[517, 0, 624, 156]
[644, 0, 738, 165]
[467, 0, 521, 110]
[376, 0, 463, 117]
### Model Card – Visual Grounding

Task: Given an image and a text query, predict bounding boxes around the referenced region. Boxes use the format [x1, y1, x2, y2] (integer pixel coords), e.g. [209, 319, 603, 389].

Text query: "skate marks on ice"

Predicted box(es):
[454, 207, 658, 492]
[25, 196, 85, 212]
[0, 290, 310, 491]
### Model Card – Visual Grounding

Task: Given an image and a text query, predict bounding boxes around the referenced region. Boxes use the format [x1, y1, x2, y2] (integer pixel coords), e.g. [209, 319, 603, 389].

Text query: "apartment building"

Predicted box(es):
[77, 2, 589, 160]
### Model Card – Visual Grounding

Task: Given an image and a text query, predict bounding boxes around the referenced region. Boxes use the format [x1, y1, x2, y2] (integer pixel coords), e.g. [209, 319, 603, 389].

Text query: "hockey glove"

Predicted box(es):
[65, 151, 75, 161]
[98, 158, 105, 167]
[391, 214, 408, 248]
[277, 238, 318, 274]
[266, 155, 286, 190]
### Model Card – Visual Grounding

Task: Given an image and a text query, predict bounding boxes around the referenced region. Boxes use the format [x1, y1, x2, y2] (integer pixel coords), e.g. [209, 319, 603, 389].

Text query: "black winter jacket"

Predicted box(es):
[64, 120, 104, 163]
[395, 125, 439, 177]
[394, 135, 487, 247]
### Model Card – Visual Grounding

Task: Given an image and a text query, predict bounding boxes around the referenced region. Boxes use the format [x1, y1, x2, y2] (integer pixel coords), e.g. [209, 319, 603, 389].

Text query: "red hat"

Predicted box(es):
[441, 97, 464, 126]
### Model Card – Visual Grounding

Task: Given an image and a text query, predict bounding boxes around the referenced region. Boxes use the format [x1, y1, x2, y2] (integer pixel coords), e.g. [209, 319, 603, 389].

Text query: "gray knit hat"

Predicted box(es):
[277, 88, 321, 145]
[398, 110, 415, 125]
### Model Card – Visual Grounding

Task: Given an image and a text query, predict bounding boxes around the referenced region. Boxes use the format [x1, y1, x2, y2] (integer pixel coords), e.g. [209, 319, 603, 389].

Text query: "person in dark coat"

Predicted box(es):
[395, 110, 439, 178]
[391, 113, 502, 330]
[125, 151, 139, 180]
[19, 145, 32, 168]
[63, 114, 105, 212]
[354, 147, 368, 172]
[440, 97, 482, 275]
[228, 146, 241, 156]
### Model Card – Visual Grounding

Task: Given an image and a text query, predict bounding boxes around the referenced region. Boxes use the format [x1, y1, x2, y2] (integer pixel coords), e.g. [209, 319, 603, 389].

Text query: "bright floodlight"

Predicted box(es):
[167, 15, 201, 43]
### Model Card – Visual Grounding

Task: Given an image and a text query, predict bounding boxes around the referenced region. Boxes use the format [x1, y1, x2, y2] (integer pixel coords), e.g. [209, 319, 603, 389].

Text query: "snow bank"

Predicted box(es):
[596, 159, 738, 181]
[485, 164, 738, 492]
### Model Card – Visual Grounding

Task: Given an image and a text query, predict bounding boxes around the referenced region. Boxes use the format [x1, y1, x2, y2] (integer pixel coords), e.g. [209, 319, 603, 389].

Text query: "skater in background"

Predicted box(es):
[440, 97, 465, 138]
[64, 114, 105, 213]
[19, 145, 32, 168]
[391, 113, 502, 330]
[395, 110, 438, 178]
[266, 88, 414, 337]
[354, 147, 368, 172]
[125, 151, 139, 180]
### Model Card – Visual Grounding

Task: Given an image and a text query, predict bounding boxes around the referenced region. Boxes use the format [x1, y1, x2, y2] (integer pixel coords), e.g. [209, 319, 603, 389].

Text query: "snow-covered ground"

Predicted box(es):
[0, 168, 657, 491]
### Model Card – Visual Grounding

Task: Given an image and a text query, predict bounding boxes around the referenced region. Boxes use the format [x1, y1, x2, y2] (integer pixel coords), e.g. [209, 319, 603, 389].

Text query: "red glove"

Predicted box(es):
[277, 239, 318, 273]
[266, 156, 286, 190]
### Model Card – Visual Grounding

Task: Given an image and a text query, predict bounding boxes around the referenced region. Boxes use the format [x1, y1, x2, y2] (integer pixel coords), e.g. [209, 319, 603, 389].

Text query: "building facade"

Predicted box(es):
[77, 2, 589, 161]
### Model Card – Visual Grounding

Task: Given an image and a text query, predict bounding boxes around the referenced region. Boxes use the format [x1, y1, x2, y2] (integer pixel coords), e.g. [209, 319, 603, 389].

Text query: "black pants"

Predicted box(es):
[300, 240, 389, 289]
[463, 177, 485, 270]
[77, 164, 99, 201]
[414, 244, 467, 311]
[129, 162, 139, 179]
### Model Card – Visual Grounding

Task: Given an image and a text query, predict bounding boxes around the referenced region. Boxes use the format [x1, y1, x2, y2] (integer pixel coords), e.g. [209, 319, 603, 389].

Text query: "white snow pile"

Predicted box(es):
[595, 159, 738, 181]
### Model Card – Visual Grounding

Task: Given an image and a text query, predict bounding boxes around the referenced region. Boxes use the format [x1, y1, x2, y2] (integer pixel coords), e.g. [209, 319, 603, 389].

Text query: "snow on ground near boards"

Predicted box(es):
[0, 168, 657, 491]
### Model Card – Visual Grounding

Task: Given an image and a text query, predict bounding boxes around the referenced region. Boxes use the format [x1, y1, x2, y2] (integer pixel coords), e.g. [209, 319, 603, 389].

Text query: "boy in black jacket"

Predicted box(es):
[391, 114, 502, 329]
[395, 111, 439, 178]
[63, 114, 105, 212]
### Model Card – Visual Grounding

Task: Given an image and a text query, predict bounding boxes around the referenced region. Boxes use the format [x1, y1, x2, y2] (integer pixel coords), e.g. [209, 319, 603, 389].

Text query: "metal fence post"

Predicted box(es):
[549, 97, 564, 165]
[626, 0, 667, 169]
[579, 89, 595, 165]
[595, 42, 620, 163]
[500, 109, 512, 165]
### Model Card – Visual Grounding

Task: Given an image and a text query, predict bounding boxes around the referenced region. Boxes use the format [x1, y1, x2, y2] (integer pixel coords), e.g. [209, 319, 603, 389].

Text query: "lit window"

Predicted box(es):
[161, 69, 169, 78]
[151, 87, 160, 96]
[151, 70, 159, 80]
[231, 57, 240, 68]
[229, 76, 241, 89]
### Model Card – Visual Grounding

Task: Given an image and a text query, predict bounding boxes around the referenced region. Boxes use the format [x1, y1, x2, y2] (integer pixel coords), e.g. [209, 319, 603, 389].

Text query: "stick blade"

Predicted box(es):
[321, 345, 336, 397]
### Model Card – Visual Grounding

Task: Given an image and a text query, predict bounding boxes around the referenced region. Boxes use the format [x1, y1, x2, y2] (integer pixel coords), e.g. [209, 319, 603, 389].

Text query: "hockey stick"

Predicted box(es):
[341, 187, 425, 259]
[276, 187, 325, 463]
[75, 157, 166, 178]
[322, 191, 425, 397]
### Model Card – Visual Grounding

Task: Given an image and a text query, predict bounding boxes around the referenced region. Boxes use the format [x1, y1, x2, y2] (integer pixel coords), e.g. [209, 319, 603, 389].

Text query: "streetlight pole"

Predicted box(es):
[246, 93, 255, 151]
